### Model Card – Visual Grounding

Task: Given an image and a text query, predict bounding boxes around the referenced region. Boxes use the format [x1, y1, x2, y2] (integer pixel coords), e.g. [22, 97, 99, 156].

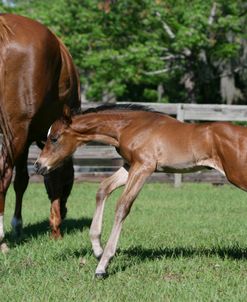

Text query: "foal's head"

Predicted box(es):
[34, 108, 80, 175]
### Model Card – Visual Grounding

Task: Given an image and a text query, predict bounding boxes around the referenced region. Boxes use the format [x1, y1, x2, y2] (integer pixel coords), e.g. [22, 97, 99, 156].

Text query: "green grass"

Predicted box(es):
[1, 182, 247, 301]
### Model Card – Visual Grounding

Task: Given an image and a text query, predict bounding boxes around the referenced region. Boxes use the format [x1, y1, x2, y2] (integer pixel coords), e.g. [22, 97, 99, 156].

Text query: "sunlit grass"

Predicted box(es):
[1, 182, 247, 301]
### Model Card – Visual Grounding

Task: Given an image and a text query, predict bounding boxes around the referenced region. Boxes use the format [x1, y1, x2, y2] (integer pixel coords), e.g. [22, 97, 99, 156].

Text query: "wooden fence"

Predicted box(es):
[24, 102, 247, 185]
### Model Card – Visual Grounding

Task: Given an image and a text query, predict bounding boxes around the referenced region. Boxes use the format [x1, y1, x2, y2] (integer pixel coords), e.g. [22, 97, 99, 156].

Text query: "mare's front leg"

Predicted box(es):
[44, 158, 74, 239]
[11, 147, 29, 238]
[0, 147, 13, 252]
[95, 162, 155, 278]
[90, 166, 129, 259]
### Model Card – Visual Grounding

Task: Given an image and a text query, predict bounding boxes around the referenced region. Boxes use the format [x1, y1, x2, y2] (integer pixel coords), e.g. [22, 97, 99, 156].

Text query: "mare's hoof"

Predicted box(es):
[95, 272, 108, 279]
[11, 217, 23, 238]
[13, 226, 23, 239]
[0, 242, 9, 254]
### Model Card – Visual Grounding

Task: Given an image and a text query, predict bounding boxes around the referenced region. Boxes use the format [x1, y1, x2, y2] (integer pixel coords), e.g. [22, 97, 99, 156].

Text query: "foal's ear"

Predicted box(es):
[62, 105, 72, 125]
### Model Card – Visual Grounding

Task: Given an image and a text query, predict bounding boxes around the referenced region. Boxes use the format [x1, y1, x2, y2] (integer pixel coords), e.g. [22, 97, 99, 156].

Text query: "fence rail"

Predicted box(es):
[23, 103, 247, 184]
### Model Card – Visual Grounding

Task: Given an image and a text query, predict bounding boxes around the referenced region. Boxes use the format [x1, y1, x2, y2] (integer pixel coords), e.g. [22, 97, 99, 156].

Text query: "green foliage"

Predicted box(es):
[143, 88, 158, 101]
[1, 0, 246, 103]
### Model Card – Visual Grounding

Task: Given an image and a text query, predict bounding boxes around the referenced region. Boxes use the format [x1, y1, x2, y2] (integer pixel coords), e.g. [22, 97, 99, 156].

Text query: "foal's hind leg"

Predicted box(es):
[90, 166, 129, 259]
[95, 163, 154, 277]
[11, 147, 29, 238]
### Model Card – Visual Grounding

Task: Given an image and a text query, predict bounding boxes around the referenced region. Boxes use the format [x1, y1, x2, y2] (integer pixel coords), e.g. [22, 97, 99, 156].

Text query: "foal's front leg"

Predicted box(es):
[90, 166, 128, 259]
[95, 163, 154, 278]
[44, 159, 74, 239]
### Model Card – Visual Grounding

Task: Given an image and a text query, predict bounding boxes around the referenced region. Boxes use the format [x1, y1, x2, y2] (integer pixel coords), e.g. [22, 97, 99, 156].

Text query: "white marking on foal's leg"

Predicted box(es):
[11, 216, 23, 237]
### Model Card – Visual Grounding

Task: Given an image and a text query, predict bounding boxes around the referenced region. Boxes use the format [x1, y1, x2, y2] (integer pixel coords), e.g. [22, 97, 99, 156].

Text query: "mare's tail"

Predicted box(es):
[0, 16, 14, 163]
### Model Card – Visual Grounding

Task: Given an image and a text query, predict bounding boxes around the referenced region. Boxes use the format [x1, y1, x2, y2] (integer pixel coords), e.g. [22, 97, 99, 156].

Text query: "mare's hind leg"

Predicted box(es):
[11, 146, 29, 237]
[0, 146, 13, 252]
[95, 162, 154, 277]
[90, 166, 129, 259]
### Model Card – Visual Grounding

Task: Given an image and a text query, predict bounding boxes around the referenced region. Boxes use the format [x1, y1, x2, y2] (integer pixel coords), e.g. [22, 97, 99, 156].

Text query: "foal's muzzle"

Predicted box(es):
[34, 161, 48, 175]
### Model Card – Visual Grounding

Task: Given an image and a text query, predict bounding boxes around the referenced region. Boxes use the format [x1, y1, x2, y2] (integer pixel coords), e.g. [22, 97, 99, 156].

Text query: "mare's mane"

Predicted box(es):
[72, 103, 163, 116]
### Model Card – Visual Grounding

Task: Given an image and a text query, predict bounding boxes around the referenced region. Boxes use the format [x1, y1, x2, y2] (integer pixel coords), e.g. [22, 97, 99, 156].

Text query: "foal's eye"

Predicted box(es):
[50, 136, 58, 144]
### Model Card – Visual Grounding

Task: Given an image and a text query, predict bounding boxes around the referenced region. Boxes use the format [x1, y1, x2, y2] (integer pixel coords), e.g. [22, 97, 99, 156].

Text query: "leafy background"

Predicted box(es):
[1, 0, 247, 104]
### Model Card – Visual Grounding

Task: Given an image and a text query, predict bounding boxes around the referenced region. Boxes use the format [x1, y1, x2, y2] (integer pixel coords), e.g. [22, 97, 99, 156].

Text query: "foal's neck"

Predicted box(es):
[72, 111, 131, 146]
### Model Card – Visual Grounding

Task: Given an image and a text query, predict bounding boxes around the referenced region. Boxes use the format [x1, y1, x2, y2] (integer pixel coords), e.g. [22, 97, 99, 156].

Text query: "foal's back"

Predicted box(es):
[118, 111, 247, 179]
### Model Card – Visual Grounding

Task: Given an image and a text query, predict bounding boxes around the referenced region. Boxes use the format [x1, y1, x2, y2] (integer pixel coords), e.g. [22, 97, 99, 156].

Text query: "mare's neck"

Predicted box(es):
[72, 111, 131, 146]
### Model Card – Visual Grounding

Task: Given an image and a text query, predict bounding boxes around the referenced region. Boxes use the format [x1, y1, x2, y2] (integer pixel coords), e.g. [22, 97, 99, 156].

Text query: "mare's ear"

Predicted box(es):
[62, 105, 72, 125]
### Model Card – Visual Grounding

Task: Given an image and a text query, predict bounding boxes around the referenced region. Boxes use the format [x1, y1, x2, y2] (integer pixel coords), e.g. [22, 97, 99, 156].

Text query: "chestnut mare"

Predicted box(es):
[0, 14, 80, 250]
[35, 104, 247, 277]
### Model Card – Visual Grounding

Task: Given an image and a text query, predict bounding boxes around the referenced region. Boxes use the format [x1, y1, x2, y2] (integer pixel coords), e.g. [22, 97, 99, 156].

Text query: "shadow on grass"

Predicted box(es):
[107, 244, 247, 275]
[122, 244, 247, 261]
[49, 242, 247, 277]
[5, 216, 92, 246]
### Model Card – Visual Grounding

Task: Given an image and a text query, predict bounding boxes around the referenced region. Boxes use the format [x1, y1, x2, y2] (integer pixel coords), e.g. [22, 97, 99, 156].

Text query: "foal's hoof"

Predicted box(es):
[95, 272, 108, 279]
[94, 252, 103, 261]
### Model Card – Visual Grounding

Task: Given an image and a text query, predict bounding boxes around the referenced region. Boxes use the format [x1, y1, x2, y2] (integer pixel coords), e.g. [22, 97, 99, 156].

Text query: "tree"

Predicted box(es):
[1, 0, 247, 104]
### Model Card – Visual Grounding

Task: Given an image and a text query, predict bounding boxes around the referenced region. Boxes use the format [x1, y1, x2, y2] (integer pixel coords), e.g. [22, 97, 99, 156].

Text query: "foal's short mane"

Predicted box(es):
[72, 103, 162, 116]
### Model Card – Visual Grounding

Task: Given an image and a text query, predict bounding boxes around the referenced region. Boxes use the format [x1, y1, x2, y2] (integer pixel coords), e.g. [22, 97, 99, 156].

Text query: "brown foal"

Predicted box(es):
[35, 104, 247, 277]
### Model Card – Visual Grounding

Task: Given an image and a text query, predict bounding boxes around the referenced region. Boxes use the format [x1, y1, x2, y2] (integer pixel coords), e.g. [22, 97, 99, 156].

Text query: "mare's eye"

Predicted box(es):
[50, 136, 58, 144]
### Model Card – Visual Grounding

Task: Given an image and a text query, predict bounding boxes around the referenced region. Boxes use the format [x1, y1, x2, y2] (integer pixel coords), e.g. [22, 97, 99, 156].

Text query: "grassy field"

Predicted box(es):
[1, 182, 247, 301]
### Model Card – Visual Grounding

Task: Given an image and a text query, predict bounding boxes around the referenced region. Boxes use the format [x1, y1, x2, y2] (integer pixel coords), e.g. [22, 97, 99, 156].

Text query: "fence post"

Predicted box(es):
[174, 104, 184, 188]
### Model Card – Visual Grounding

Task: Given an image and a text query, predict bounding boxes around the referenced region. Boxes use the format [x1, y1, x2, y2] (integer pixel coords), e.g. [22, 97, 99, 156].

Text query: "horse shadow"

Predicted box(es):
[5, 216, 92, 246]
[6, 219, 247, 276]
[49, 242, 247, 277]
[108, 244, 247, 274]
[47, 238, 247, 275]
[122, 244, 247, 261]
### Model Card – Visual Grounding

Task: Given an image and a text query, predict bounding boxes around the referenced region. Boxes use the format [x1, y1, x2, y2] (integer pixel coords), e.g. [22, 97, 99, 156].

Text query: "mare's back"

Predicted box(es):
[0, 14, 61, 113]
[0, 14, 71, 159]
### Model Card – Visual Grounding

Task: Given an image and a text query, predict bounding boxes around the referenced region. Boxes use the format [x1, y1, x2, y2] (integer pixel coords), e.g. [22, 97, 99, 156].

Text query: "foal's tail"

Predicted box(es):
[0, 16, 14, 164]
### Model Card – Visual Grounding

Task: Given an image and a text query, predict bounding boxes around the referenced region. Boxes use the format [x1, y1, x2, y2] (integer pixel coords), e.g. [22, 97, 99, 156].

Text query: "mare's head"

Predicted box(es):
[34, 107, 81, 175]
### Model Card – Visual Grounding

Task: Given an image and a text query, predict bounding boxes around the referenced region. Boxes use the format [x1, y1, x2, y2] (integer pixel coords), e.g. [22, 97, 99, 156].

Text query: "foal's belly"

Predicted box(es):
[156, 159, 225, 175]
[156, 162, 206, 174]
